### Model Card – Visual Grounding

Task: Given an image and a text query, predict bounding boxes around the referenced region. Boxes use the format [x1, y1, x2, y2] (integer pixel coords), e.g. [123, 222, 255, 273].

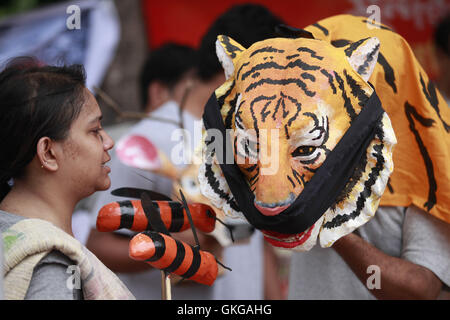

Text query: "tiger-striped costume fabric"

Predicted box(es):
[305, 14, 450, 225]
[198, 14, 449, 251]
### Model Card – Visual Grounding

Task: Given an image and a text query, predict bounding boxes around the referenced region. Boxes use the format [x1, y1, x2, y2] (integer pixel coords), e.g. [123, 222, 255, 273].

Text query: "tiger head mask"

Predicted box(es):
[199, 34, 397, 251]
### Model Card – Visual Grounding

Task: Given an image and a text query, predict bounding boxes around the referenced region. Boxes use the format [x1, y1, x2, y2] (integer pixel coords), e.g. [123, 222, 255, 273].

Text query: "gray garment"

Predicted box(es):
[288, 206, 450, 299]
[0, 210, 83, 300]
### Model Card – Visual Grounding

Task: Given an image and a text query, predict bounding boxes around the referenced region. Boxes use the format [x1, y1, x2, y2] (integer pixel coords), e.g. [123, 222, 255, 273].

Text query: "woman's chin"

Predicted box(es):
[96, 177, 111, 192]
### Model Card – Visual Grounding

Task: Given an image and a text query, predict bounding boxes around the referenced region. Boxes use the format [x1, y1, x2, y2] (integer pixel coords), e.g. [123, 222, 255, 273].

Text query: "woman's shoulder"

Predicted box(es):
[26, 250, 83, 300]
[0, 209, 26, 233]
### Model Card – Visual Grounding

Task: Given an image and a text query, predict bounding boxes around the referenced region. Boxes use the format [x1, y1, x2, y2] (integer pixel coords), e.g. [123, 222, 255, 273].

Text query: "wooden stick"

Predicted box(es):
[161, 271, 172, 300]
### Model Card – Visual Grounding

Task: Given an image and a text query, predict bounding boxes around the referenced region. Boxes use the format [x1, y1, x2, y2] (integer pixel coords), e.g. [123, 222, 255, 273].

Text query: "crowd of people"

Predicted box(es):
[0, 4, 449, 300]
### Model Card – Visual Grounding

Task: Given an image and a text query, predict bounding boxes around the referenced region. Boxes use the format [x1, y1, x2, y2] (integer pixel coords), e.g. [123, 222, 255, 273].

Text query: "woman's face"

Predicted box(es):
[58, 88, 114, 198]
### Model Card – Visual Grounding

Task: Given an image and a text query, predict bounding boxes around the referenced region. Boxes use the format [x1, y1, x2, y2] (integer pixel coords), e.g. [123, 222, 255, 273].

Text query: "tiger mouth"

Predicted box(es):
[262, 223, 315, 249]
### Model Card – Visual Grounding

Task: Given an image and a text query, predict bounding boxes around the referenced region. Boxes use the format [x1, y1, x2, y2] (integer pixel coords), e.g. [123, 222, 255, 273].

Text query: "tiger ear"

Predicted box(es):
[216, 35, 245, 80]
[345, 37, 380, 82]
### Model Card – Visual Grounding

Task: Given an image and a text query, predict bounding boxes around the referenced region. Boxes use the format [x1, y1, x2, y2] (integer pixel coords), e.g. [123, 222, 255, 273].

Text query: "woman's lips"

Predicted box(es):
[254, 203, 289, 216]
[102, 164, 111, 173]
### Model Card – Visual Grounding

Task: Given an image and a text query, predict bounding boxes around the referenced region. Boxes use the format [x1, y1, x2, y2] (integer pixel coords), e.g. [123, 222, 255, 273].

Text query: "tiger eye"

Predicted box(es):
[292, 146, 316, 157]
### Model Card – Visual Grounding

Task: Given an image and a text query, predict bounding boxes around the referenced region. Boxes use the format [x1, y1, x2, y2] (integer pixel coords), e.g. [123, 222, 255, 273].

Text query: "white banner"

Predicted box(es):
[0, 0, 120, 91]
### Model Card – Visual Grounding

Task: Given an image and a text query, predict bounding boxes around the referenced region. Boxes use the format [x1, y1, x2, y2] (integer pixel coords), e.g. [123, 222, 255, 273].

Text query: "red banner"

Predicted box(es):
[142, 0, 450, 79]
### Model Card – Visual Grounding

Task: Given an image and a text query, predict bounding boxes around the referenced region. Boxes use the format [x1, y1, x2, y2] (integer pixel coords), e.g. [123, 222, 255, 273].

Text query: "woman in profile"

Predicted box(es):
[0, 57, 134, 300]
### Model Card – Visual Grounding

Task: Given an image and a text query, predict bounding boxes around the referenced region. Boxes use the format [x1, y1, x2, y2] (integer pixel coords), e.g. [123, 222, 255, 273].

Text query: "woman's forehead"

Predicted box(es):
[70, 88, 102, 128]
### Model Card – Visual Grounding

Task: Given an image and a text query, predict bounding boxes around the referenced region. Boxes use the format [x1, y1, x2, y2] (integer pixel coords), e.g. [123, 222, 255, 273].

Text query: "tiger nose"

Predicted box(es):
[254, 193, 295, 216]
[253, 170, 295, 216]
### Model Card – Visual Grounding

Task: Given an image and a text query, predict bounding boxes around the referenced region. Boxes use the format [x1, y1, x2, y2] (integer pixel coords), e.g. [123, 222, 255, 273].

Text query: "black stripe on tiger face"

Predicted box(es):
[297, 47, 324, 60]
[320, 69, 337, 94]
[235, 108, 245, 130]
[301, 72, 316, 82]
[204, 162, 241, 212]
[249, 97, 262, 141]
[344, 69, 370, 107]
[287, 175, 296, 188]
[335, 72, 357, 121]
[248, 167, 259, 192]
[249, 168, 260, 187]
[243, 94, 277, 123]
[245, 78, 316, 97]
[241, 59, 321, 82]
[225, 93, 240, 129]
[286, 54, 299, 60]
[250, 46, 285, 57]
[233, 133, 258, 163]
[285, 105, 301, 140]
[271, 96, 283, 121]
[302, 112, 329, 145]
[236, 62, 250, 80]
[261, 99, 274, 122]
[292, 167, 306, 187]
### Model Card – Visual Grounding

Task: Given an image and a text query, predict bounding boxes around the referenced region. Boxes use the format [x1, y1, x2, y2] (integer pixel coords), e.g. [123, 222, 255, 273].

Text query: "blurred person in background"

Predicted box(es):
[434, 13, 450, 105]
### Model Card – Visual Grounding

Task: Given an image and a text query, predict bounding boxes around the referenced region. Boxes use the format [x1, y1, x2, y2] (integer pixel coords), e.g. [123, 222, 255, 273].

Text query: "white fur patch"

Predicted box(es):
[216, 39, 235, 80]
[347, 37, 380, 82]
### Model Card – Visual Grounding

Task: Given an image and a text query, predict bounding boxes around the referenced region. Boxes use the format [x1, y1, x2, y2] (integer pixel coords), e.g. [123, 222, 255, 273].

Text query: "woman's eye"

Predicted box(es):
[292, 146, 316, 157]
[92, 127, 102, 134]
[92, 128, 104, 141]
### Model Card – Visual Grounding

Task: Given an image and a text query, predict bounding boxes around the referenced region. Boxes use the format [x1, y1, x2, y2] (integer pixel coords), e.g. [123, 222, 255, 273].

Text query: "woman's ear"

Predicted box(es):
[36, 137, 58, 171]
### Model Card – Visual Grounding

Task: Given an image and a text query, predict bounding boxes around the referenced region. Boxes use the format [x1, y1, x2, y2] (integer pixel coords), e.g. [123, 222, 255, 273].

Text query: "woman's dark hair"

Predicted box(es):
[0, 57, 87, 200]
[139, 43, 197, 111]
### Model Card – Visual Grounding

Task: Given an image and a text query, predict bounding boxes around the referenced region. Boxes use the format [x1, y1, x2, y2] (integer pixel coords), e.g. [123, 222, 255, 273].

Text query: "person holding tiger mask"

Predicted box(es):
[198, 13, 450, 299]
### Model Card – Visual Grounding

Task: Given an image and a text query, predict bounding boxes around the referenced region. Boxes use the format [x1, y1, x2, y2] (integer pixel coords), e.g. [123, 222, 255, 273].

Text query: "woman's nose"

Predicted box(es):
[102, 131, 114, 150]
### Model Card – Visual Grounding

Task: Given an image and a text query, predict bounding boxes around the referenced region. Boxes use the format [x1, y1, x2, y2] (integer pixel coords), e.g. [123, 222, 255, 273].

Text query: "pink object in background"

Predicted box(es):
[116, 135, 161, 171]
